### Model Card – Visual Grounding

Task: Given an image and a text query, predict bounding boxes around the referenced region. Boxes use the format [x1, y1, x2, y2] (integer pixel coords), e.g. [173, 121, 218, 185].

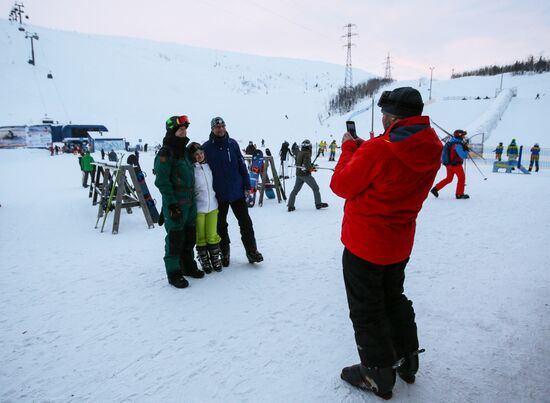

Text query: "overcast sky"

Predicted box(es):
[3, 0, 549, 80]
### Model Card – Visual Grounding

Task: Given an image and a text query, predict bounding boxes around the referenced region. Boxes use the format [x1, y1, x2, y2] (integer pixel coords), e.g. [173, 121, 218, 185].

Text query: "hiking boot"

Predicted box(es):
[207, 243, 223, 272]
[397, 349, 424, 384]
[181, 260, 205, 279]
[456, 194, 470, 199]
[288, 206, 296, 212]
[430, 187, 439, 198]
[316, 202, 329, 209]
[196, 246, 213, 274]
[246, 249, 264, 264]
[341, 364, 395, 400]
[221, 244, 230, 267]
[167, 273, 189, 289]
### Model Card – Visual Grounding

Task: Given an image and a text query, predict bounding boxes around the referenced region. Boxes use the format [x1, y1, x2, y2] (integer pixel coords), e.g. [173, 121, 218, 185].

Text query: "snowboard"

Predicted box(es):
[127, 154, 160, 223]
[247, 149, 264, 208]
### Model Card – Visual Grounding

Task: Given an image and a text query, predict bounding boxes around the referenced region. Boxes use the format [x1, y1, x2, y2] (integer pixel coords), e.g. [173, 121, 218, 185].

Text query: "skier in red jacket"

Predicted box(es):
[430, 129, 470, 199]
[330, 87, 442, 399]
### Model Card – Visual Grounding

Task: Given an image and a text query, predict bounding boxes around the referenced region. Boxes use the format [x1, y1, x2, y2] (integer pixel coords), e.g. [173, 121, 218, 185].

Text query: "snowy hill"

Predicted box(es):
[0, 18, 374, 147]
[1, 18, 550, 403]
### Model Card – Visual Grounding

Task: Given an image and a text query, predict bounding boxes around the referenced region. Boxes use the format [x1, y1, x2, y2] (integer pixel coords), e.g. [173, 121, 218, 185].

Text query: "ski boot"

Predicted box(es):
[181, 259, 204, 278]
[341, 363, 395, 400]
[430, 187, 439, 198]
[220, 243, 230, 267]
[397, 349, 425, 384]
[316, 202, 329, 210]
[246, 247, 264, 264]
[208, 243, 223, 272]
[288, 206, 296, 212]
[167, 272, 189, 289]
[455, 194, 470, 199]
[196, 246, 213, 274]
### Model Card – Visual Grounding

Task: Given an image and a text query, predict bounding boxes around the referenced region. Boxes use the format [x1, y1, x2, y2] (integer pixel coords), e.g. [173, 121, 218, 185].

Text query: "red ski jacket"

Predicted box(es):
[330, 116, 442, 265]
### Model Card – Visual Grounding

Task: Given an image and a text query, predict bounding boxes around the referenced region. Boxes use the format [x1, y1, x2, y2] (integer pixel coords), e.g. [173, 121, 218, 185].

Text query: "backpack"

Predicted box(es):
[441, 141, 453, 166]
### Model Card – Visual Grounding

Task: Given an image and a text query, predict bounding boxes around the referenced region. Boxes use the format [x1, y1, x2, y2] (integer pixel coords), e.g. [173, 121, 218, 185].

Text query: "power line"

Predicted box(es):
[342, 23, 357, 91]
[383, 52, 392, 80]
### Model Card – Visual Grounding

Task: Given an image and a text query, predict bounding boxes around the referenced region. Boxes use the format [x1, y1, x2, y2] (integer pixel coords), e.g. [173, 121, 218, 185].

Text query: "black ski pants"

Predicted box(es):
[217, 197, 256, 252]
[342, 248, 419, 368]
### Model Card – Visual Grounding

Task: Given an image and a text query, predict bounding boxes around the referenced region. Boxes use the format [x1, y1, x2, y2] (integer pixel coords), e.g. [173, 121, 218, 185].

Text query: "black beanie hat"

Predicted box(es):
[378, 87, 424, 118]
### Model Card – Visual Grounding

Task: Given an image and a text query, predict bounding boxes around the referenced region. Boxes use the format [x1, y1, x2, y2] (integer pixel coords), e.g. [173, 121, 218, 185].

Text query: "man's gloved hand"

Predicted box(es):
[462, 142, 470, 152]
[244, 189, 251, 198]
[168, 203, 182, 221]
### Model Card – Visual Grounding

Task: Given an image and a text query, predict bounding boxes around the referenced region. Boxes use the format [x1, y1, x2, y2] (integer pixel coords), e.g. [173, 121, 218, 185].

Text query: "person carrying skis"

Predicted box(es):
[507, 139, 519, 161]
[431, 129, 470, 199]
[202, 116, 263, 266]
[279, 140, 293, 178]
[287, 139, 328, 212]
[328, 140, 337, 161]
[80, 151, 94, 188]
[494, 142, 503, 161]
[188, 142, 224, 273]
[529, 143, 541, 172]
[331, 87, 442, 399]
[154, 115, 204, 289]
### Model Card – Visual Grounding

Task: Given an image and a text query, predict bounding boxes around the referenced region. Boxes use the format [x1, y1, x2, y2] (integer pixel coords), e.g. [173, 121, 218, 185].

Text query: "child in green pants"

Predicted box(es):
[188, 142, 224, 273]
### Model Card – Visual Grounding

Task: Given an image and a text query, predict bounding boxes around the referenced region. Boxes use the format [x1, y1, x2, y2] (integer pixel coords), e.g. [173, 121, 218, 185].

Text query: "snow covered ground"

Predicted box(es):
[1, 148, 549, 402]
[1, 17, 550, 403]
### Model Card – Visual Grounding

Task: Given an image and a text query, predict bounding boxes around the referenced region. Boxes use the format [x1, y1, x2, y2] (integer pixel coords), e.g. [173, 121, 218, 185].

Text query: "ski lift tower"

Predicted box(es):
[25, 31, 39, 65]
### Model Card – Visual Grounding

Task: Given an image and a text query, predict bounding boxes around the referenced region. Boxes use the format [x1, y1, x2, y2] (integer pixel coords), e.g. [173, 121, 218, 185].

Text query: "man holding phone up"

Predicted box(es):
[330, 87, 442, 399]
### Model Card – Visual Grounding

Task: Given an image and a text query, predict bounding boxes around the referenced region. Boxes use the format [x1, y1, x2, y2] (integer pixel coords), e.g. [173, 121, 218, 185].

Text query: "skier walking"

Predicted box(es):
[188, 142, 224, 273]
[202, 116, 263, 266]
[279, 140, 293, 178]
[154, 115, 204, 289]
[494, 142, 503, 161]
[328, 140, 338, 161]
[80, 151, 94, 187]
[529, 143, 541, 172]
[331, 87, 442, 399]
[431, 129, 470, 199]
[287, 139, 328, 212]
[100, 148, 105, 160]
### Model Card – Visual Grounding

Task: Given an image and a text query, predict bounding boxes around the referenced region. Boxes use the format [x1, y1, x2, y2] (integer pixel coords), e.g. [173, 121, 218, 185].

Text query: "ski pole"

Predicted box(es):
[468, 155, 487, 180]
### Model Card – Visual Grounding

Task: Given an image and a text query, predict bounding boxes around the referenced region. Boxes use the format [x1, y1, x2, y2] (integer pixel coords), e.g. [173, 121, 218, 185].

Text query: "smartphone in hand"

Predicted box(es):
[346, 121, 358, 139]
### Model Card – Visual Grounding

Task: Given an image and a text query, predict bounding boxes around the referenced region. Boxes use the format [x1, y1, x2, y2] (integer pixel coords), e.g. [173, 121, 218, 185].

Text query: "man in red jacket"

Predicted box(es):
[330, 87, 442, 399]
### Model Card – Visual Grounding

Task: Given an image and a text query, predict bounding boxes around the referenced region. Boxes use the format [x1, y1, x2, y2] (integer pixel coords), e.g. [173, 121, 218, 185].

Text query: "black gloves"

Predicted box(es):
[168, 204, 182, 221]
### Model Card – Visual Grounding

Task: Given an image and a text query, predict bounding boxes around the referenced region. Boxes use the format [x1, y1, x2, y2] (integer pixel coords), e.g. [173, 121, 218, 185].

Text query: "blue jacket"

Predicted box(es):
[202, 132, 251, 203]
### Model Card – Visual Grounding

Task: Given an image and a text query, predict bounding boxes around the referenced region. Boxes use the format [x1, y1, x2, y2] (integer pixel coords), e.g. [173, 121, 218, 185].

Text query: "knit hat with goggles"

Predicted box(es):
[166, 115, 190, 133]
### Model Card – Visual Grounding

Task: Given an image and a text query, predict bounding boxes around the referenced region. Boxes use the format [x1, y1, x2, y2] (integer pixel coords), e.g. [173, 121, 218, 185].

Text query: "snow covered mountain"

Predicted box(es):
[1, 18, 549, 403]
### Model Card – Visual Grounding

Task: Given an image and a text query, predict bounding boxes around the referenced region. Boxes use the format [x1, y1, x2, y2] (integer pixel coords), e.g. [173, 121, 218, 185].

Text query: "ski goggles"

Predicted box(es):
[166, 115, 190, 129]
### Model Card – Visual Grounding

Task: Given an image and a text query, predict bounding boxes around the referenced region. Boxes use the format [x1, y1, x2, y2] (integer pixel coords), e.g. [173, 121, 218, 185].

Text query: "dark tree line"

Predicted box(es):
[329, 78, 393, 114]
[452, 55, 550, 79]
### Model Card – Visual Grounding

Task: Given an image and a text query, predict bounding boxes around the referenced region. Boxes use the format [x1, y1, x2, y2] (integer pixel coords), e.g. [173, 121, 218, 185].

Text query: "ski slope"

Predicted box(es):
[0, 149, 549, 402]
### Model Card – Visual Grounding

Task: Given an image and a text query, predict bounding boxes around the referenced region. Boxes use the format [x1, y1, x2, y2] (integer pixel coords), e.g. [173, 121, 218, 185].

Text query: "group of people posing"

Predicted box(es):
[153, 115, 264, 289]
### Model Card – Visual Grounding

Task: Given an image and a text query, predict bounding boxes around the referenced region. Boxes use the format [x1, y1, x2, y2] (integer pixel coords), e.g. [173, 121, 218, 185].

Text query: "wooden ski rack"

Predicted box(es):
[90, 162, 155, 234]
[243, 154, 286, 207]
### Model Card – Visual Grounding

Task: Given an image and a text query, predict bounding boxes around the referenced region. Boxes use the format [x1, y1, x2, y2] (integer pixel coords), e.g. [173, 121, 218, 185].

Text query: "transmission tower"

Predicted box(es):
[342, 24, 357, 92]
[384, 53, 392, 80]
